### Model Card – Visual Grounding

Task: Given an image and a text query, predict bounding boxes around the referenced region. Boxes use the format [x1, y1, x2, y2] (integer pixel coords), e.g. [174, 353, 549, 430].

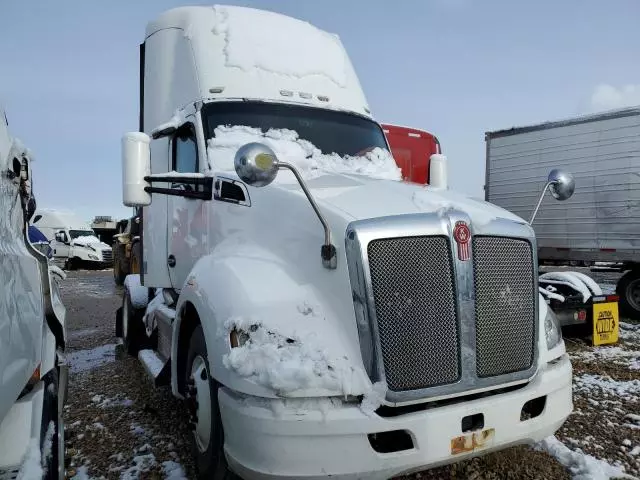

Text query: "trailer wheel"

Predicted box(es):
[122, 286, 146, 356]
[41, 369, 65, 480]
[617, 270, 640, 319]
[185, 326, 238, 480]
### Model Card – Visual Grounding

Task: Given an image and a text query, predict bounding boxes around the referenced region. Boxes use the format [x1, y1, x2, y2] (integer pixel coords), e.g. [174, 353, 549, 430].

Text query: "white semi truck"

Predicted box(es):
[32, 209, 114, 270]
[117, 5, 574, 479]
[0, 107, 67, 478]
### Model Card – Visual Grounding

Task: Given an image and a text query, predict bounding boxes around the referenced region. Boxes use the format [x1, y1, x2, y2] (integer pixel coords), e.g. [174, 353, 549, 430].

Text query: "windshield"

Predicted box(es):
[202, 101, 389, 157]
[69, 230, 95, 240]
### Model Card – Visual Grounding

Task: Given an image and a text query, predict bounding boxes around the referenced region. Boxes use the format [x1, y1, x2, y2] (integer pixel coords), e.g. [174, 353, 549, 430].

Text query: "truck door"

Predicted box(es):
[167, 121, 208, 290]
[52, 230, 70, 259]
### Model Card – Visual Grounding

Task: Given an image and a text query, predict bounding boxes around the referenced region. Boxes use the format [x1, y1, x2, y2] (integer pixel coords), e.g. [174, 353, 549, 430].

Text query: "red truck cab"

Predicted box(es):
[381, 123, 441, 185]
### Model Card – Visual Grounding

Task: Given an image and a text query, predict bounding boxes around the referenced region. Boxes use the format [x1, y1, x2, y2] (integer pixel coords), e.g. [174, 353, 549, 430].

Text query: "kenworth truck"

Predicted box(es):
[0, 106, 67, 479]
[116, 5, 573, 479]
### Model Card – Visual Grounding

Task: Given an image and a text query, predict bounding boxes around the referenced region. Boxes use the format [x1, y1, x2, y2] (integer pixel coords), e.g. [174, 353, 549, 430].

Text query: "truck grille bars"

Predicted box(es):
[346, 212, 538, 404]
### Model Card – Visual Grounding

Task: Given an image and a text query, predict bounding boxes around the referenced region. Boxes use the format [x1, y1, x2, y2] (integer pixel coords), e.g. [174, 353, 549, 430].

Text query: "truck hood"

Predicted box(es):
[286, 173, 528, 226]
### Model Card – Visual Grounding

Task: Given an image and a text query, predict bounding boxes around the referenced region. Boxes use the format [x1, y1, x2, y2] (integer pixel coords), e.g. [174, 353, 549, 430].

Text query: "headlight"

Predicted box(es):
[544, 306, 562, 350]
[88, 254, 99, 260]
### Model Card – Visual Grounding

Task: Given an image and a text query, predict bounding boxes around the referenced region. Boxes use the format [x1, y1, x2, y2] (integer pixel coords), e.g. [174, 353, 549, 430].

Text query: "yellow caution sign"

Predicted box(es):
[592, 301, 619, 346]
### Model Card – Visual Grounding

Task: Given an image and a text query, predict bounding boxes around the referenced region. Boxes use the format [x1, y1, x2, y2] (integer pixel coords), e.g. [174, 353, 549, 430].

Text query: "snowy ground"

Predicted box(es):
[57, 269, 639, 480]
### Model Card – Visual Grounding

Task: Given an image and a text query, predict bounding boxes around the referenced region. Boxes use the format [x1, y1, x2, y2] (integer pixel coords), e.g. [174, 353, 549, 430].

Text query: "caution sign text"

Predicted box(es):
[592, 302, 620, 346]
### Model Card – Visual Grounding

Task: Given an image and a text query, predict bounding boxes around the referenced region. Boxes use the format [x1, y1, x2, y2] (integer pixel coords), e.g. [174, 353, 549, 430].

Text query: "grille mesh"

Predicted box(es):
[473, 237, 535, 377]
[368, 236, 459, 391]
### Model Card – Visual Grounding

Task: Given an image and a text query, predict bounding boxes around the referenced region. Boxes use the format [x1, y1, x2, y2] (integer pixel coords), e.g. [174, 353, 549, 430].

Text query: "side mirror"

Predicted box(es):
[234, 142, 338, 269]
[529, 168, 576, 224]
[233, 142, 280, 187]
[122, 132, 152, 207]
[547, 168, 575, 201]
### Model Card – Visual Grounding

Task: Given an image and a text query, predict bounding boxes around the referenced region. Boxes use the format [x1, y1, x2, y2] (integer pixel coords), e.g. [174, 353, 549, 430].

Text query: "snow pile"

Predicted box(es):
[620, 322, 640, 343]
[151, 109, 186, 138]
[574, 374, 640, 399]
[49, 265, 67, 281]
[539, 271, 602, 302]
[70, 466, 90, 480]
[536, 436, 633, 480]
[211, 5, 348, 86]
[16, 438, 43, 480]
[124, 274, 149, 309]
[139, 349, 165, 377]
[143, 289, 176, 326]
[222, 317, 370, 398]
[162, 460, 188, 480]
[359, 381, 386, 417]
[71, 235, 103, 247]
[207, 125, 402, 181]
[121, 453, 157, 480]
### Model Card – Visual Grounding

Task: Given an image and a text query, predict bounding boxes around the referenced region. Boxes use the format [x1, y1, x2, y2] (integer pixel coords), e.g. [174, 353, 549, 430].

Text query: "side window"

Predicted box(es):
[172, 126, 198, 173]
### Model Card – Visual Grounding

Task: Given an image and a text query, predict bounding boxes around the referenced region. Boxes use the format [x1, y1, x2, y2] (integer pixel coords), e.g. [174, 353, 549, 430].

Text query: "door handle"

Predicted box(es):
[168, 255, 176, 268]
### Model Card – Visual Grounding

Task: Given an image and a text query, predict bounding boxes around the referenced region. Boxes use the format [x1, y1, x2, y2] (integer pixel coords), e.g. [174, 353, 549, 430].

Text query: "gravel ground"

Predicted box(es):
[59, 268, 639, 480]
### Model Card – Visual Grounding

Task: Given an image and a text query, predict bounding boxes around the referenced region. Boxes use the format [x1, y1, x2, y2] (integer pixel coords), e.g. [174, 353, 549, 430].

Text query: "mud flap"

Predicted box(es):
[115, 306, 123, 338]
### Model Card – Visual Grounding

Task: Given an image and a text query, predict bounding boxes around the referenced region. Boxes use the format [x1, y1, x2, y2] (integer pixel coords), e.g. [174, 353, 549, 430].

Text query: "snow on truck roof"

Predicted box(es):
[145, 5, 371, 118]
[485, 105, 640, 139]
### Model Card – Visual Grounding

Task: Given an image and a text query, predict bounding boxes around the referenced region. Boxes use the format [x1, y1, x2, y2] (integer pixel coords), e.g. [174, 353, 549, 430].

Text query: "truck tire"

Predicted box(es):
[122, 286, 146, 356]
[41, 369, 65, 480]
[617, 270, 640, 319]
[185, 326, 238, 480]
[130, 242, 141, 275]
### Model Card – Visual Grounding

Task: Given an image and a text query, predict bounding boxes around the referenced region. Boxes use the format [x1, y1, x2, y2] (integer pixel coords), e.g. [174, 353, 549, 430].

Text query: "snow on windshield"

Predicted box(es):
[207, 125, 402, 181]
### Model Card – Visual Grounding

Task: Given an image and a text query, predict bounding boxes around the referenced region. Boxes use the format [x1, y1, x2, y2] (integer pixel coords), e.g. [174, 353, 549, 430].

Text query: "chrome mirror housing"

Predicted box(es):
[547, 169, 575, 201]
[233, 142, 279, 187]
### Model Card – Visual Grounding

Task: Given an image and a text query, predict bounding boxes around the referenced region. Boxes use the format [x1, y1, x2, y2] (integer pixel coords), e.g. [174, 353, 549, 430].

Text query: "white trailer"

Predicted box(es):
[0, 106, 67, 478]
[32, 209, 114, 269]
[485, 107, 640, 318]
[116, 5, 574, 479]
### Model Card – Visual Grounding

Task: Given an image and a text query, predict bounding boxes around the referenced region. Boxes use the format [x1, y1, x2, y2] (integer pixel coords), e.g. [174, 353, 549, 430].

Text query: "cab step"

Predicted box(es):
[138, 349, 170, 387]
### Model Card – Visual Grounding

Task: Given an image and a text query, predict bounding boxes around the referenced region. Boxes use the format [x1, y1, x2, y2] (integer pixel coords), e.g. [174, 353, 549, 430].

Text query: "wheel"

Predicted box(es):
[185, 326, 238, 480]
[130, 242, 141, 275]
[122, 286, 147, 356]
[617, 270, 640, 319]
[113, 247, 127, 286]
[41, 369, 65, 480]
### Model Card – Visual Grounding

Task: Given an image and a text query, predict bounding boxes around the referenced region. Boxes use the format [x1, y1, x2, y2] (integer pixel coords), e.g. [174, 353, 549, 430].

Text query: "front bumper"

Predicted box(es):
[219, 355, 573, 480]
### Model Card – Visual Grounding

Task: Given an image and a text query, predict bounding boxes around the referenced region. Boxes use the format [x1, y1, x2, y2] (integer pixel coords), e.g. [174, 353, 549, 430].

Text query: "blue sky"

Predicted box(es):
[2, 0, 639, 223]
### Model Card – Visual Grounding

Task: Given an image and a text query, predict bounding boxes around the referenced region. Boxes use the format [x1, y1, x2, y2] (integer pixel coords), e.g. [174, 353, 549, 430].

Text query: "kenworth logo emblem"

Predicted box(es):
[453, 221, 471, 261]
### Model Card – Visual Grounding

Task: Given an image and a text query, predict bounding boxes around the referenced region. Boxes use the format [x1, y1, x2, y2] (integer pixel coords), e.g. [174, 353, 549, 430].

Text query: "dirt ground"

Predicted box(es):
[59, 268, 639, 480]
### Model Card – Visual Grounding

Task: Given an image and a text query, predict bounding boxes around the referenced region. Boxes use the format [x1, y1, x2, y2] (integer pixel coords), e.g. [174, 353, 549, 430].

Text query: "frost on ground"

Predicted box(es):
[207, 125, 402, 181]
[68, 343, 117, 374]
[536, 436, 633, 480]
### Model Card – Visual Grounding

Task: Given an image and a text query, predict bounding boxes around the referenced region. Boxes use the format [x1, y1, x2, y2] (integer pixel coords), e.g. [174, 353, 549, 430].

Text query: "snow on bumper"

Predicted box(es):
[220, 355, 573, 480]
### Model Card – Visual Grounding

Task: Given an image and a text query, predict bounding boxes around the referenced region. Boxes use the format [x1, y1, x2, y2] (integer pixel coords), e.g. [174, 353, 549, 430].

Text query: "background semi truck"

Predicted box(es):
[32, 209, 114, 269]
[0, 106, 67, 479]
[485, 107, 640, 318]
[116, 5, 573, 479]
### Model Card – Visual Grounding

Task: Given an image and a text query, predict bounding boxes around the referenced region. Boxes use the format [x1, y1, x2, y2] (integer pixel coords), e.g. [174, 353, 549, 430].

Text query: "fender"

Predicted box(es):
[171, 243, 371, 400]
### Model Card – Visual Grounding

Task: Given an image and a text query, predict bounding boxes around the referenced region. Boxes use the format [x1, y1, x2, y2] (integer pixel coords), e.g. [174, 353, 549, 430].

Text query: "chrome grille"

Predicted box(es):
[0, 468, 20, 480]
[101, 249, 113, 262]
[473, 236, 535, 377]
[367, 236, 459, 391]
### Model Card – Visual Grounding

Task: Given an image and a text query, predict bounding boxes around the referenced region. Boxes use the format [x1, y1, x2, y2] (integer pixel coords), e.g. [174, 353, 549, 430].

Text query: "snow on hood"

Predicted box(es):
[207, 125, 526, 226]
[71, 236, 110, 249]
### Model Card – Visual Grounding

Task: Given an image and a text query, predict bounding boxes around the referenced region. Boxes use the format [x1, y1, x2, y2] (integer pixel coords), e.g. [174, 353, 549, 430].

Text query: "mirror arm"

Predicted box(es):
[278, 161, 337, 269]
[529, 181, 554, 224]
